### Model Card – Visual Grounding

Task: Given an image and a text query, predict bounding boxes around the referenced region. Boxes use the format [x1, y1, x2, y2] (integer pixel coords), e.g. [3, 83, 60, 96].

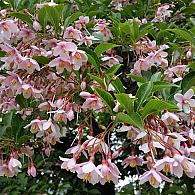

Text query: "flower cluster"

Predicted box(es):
[0, 1, 195, 192]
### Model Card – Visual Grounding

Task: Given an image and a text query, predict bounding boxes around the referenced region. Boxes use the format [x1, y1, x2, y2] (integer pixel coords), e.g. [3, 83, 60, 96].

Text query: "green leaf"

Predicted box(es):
[38, 6, 47, 32]
[106, 74, 125, 93]
[86, 53, 100, 74]
[115, 93, 134, 113]
[87, 73, 106, 89]
[2, 112, 13, 127]
[18, 135, 32, 145]
[94, 43, 120, 57]
[116, 112, 144, 130]
[105, 64, 122, 75]
[135, 81, 153, 111]
[33, 56, 50, 64]
[142, 99, 178, 119]
[80, 47, 100, 74]
[0, 51, 6, 57]
[181, 71, 195, 93]
[167, 29, 195, 45]
[9, 12, 33, 26]
[127, 74, 147, 83]
[94, 87, 115, 112]
[15, 94, 28, 108]
[46, 6, 61, 35]
[64, 12, 83, 29]
[188, 62, 195, 69]
[152, 82, 179, 92]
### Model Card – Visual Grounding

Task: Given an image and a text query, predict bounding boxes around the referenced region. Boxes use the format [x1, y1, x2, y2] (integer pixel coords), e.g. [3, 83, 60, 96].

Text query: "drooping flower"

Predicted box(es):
[174, 89, 195, 113]
[63, 26, 82, 41]
[19, 58, 40, 74]
[27, 163, 36, 177]
[122, 155, 143, 168]
[139, 169, 172, 188]
[98, 159, 120, 185]
[53, 41, 77, 58]
[48, 57, 72, 73]
[0, 20, 19, 41]
[161, 111, 180, 126]
[8, 157, 22, 176]
[60, 156, 77, 172]
[77, 161, 103, 185]
[80, 92, 104, 112]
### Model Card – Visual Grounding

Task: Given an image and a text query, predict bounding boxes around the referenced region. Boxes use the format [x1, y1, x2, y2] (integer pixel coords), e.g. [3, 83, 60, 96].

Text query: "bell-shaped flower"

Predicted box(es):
[71, 50, 88, 70]
[0, 20, 19, 40]
[98, 159, 120, 185]
[24, 119, 44, 133]
[173, 154, 195, 178]
[139, 169, 172, 188]
[27, 163, 36, 177]
[3, 72, 22, 93]
[60, 156, 77, 172]
[21, 84, 42, 99]
[8, 157, 22, 175]
[80, 92, 104, 112]
[63, 26, 82, 41]
[174, 89, 195, 113]
[19, 58, 40, 74]
[154, 156, 175, 174]
[161, 111, 179, 126]
[53, 41, 77, 58]
[48, 57, 72, 73]
[77, 161, 103, 185]
[122, 155, 143, 168]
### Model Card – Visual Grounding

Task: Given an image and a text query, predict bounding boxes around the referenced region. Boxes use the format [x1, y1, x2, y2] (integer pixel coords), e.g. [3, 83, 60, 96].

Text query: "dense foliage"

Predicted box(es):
[0, 0, 195, 194]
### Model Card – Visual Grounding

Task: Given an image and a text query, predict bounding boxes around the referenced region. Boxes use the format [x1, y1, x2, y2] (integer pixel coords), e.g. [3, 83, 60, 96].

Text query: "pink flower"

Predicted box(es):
[0, 44, 21, 70]
[148, 48, 168, 67]
[53, 41, 77, 58]
[8, 157, 22, 175]
[94, 20, 113, 41]
[80, 92, 104, 112]
[122, 155, 143, 168]
[174, 89, 195, 113]
[48, 57, 72, 73]
[117, 125, 140, 140]
[33, 20, 41, 31]
[101, 56, 120, 67]
[71, 50, 88, 70]
[79, 35, 98, 47]
[133, 57, 151, 74]
[155, 5, 172, 22]
[155, 156, 175, 174]
[24, 119, 44, 133]
[173, 154, 195, 178]
[60, 156, 77, 172]
[161, 111, 180, 126]
[139, 169, 172, 188]
[75, 16, 89, 29]
[27, 163, 36, 177]
[77, 161, 103, 185]
[63, 26, 82, 41]
[19, 28, 35, 43]
[21, 84, 42, 99]
[167, 65, 188, 81]
[3, 72, 22, 93]
[98, 159, 120, 185]
[19, 58, 40, 74]
[0, 20, 19, 40]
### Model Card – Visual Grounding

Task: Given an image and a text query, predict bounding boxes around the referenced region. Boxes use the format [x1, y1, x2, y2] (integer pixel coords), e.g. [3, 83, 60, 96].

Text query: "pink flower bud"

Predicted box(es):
[33, 21, 41, 31]
[81, 80, 86, 91]
[27, 163, 36, 177]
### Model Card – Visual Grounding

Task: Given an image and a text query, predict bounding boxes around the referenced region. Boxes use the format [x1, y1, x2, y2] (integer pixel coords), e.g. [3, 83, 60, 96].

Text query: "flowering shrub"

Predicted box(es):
[0, 0, 195, 194]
